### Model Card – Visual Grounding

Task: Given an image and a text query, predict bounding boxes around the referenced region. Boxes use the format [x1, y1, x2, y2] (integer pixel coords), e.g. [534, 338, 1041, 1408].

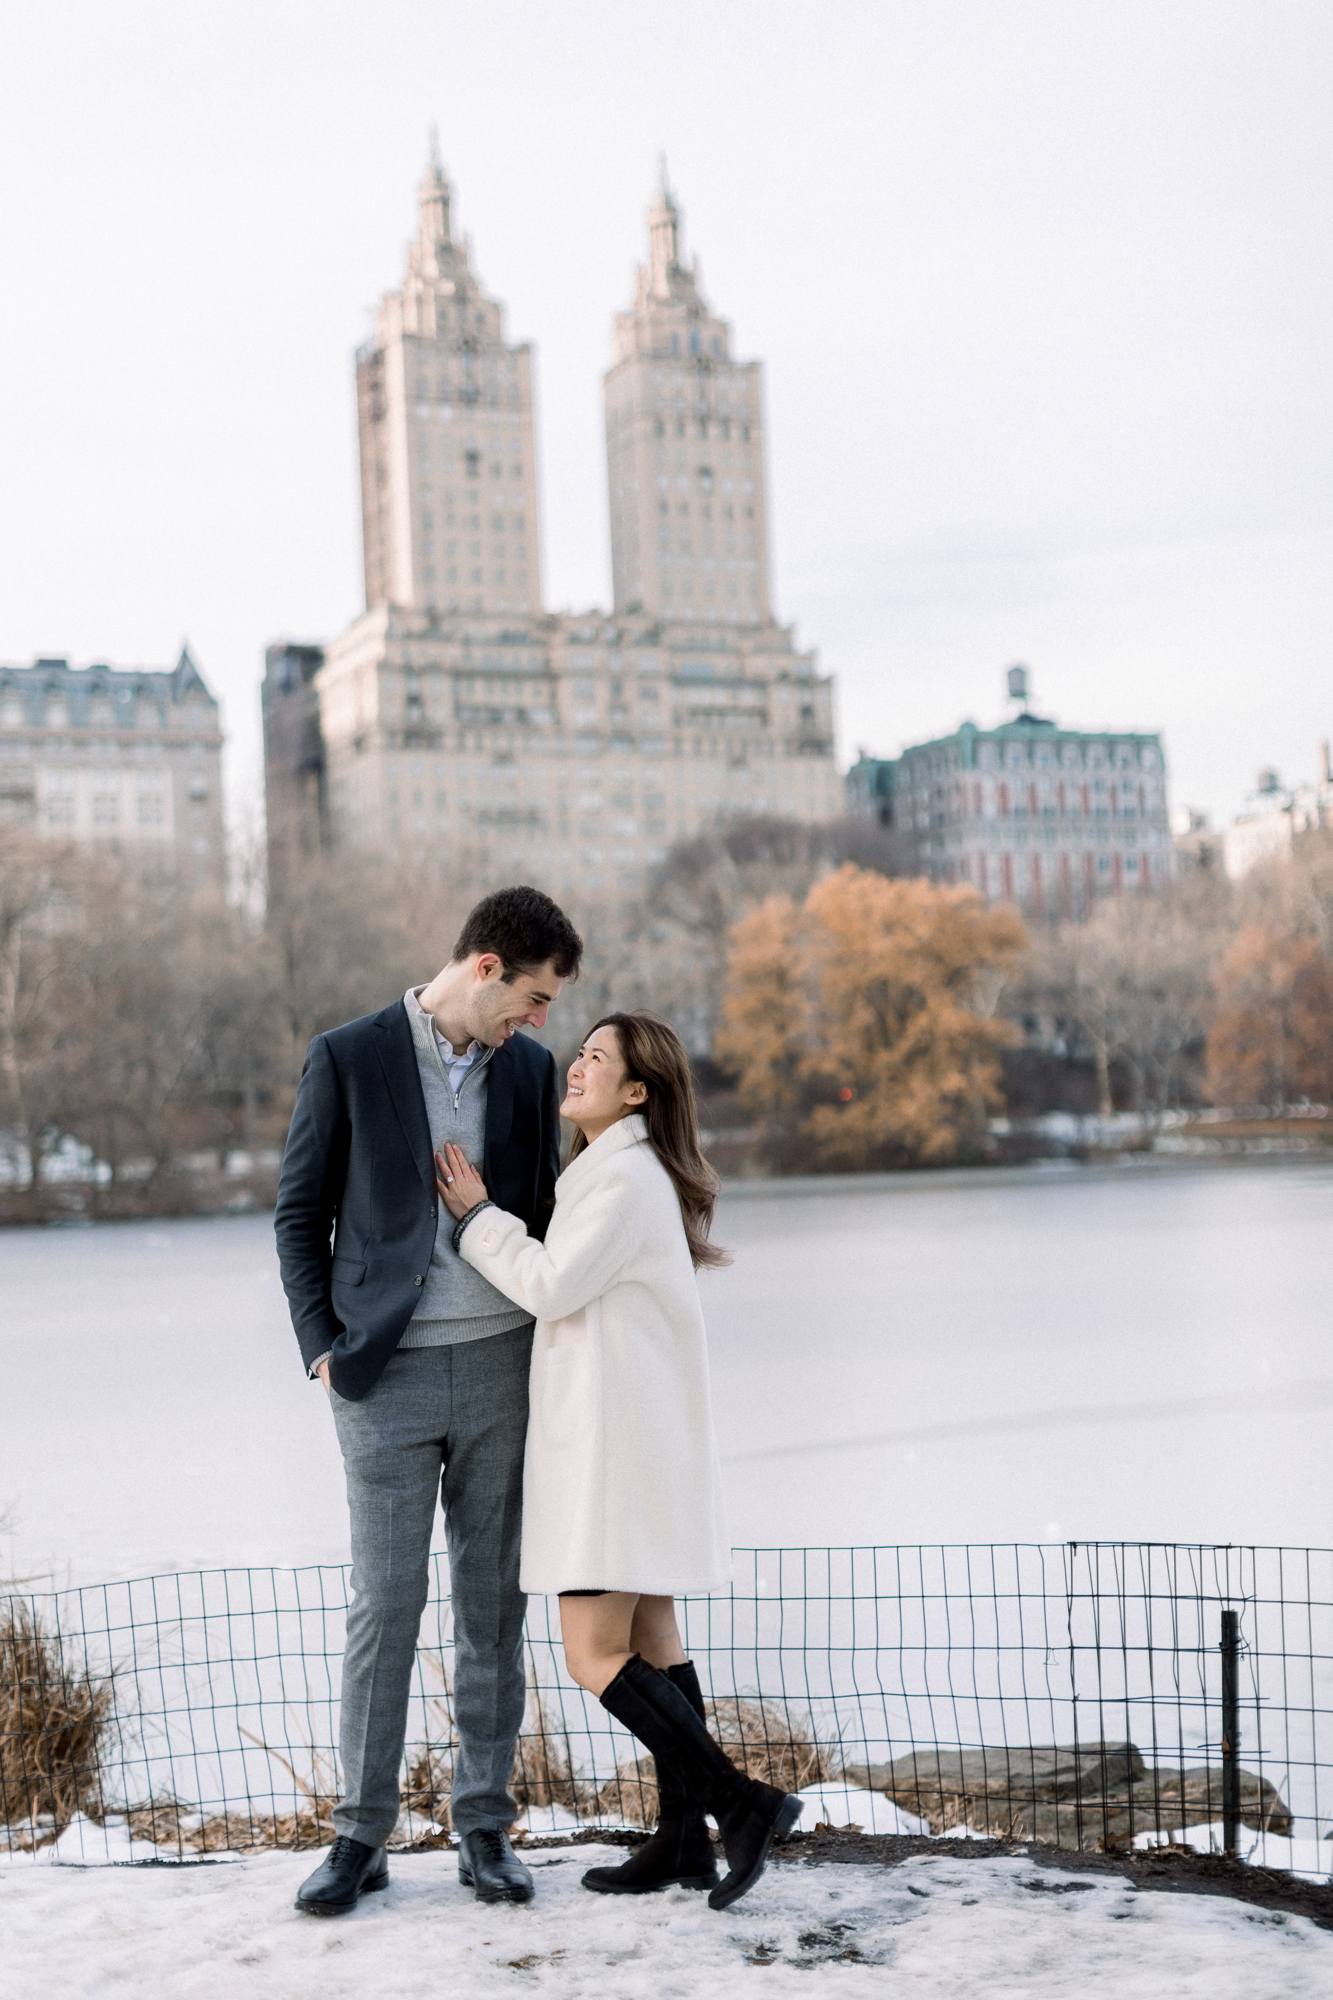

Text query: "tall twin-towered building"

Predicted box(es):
[264, 149, 840, 904]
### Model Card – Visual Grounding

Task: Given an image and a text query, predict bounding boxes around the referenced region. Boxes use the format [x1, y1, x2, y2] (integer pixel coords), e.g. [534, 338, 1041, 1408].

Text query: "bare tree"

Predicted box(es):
[0, 824, 80, 1194]
[258, 847, 468, 1097]
[1034, 880, 1228, 1120]
[1237, 826, 1333, 957]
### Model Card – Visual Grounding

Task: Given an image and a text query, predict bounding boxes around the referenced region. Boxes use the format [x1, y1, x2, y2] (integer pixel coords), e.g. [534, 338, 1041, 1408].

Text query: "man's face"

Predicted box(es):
[467, 955, 564, 1048]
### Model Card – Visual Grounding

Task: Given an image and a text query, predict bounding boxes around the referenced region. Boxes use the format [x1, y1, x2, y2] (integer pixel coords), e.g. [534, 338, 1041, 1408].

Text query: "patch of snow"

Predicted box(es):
[511, 1803, 585, 1838]
[3, 1845, 1330, 1998]
[796, 1781, 929, 1836]
[1134, 1819, 1332, 1884]
[1, 1813, 215, 1868]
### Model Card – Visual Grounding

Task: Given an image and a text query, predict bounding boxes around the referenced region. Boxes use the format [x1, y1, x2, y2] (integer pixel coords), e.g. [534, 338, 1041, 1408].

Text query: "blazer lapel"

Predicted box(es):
[484, 1038, 516, 1183]
[374, 1001, 433, 1195]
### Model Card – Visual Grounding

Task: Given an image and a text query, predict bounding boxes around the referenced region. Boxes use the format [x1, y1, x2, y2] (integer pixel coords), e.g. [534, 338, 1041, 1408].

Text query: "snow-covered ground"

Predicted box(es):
[6, 1835, 1332, 1999]
[7, 1787, 1331, 1996]
[0, 1786, 929, 1867]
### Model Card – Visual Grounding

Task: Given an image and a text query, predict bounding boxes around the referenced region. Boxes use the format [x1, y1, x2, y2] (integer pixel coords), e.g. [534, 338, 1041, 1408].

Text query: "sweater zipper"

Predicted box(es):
[452, 1051, 490, 1114]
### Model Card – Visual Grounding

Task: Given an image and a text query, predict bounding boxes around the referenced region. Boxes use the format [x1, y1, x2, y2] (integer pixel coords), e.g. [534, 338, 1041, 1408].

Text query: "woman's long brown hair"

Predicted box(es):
[566, 1011, 730, 1270]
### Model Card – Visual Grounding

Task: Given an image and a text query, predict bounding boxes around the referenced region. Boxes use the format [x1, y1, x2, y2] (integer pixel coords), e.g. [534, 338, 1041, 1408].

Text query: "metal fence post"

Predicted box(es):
[1220, 1607, 1239, 1858]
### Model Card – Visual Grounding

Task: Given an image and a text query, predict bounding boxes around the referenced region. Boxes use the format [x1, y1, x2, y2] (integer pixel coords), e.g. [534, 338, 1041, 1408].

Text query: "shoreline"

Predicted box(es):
[1, 1140, 1327, 1228]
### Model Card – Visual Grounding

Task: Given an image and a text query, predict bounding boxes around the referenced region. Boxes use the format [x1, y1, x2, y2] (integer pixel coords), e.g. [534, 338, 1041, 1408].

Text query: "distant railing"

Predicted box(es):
[3, 1545, 1329, 1879]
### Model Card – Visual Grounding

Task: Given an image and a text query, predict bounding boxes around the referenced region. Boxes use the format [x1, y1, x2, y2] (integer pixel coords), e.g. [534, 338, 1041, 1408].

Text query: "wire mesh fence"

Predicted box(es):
[3, 1544, 1330, 1878]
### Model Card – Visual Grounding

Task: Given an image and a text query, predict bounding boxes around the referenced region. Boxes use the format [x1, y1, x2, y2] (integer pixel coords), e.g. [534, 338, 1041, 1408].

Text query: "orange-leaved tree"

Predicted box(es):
[717, 864, 1026, 1168]
[712, 892, 803, 1150]
[1206, 925, 1333, 1111]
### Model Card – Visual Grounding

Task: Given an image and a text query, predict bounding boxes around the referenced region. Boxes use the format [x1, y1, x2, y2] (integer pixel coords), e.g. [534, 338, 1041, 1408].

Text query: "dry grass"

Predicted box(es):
[122, 1714, 343, 1852]
[0, 1600, 117, 1850]
[593, 1755, 661, 1826]
[1, 1608, 837, 1856]
[123, 1789, 339, 1855]
[511, 1677, 599, 1819]
[708, 1693, 842, 1795]
[595, 1692, 840, 1828]
[122, 1705, 343, 1854]
[119, 1655, 456, 1855]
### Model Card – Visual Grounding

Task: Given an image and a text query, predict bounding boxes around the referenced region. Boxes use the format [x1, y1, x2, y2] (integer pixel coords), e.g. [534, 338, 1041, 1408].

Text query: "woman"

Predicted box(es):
[436, 1011, 802, 1911]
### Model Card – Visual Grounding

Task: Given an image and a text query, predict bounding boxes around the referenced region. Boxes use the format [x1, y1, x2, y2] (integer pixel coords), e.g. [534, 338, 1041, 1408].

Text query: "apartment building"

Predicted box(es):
[848, 680, 1173, 918]
[0, 647, 225, 889]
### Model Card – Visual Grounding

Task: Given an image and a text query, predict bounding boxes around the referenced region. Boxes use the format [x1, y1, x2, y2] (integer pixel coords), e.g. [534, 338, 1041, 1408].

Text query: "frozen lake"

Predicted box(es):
[2, 1156, 1330, 1587]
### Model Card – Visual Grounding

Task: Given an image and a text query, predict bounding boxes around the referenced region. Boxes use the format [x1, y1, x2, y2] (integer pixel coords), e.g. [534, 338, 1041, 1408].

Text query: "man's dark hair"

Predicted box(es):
[451, 885, 583, 982]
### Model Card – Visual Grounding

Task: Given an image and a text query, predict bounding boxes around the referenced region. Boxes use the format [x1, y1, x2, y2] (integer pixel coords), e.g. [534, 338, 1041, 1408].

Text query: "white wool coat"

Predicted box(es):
[458, 1114, 731, 1596]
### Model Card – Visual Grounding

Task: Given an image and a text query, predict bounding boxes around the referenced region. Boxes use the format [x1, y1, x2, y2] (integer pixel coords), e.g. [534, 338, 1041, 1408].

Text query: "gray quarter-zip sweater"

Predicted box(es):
[398, 985, 533, 1347]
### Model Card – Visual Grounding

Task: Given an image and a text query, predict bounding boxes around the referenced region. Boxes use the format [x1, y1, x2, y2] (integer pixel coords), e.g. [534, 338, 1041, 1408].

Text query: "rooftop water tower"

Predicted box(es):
[1004, 663, 1037, 718]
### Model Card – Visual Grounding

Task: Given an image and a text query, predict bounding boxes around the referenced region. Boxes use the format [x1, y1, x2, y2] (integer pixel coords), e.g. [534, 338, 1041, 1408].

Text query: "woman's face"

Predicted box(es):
[561, 1025, 646, 1140]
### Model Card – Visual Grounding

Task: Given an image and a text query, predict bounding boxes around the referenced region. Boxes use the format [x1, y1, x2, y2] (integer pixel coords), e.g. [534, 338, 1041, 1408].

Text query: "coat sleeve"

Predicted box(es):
[532, 1048, 561, 1242]
[458, 1177, 635, 1321]
[274, 1035, 349, 1373]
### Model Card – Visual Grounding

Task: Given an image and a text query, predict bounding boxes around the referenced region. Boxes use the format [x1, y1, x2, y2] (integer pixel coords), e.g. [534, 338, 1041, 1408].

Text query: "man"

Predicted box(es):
[275, 885, 582, 1917]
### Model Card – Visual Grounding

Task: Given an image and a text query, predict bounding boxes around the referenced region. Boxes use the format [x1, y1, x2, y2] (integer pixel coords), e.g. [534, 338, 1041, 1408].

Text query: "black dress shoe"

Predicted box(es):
[582, 1813, 719, 1895]
[294, 1835, 389, 1916]
[457, 1827, 535, 1904]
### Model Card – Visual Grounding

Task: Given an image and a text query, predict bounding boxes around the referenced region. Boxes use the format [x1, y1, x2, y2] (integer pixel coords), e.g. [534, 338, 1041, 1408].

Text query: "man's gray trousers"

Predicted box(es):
[329, 1329, 533, 1845]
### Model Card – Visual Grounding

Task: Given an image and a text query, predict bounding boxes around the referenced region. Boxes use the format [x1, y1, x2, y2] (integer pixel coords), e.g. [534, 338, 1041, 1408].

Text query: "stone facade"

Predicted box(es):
[356, 140, 541, 620]
[281, 153, 840, 902]
[261, 640, 326, 889]
[604, 170, 771, 627]
[847, 702, 1174, 918]
[0, 648, 225, 889]
[317, 605, 836, 908]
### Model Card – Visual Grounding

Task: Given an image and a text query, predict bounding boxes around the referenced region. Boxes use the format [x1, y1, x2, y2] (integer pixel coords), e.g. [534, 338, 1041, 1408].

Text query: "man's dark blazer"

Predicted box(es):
[274, 998, 561, 1401]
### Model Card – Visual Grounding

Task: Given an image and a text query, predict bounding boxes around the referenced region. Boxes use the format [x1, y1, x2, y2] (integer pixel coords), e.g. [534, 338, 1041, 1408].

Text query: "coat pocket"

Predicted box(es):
[536, 1322, 595, 1449]
[331, 1256, 367, 1286]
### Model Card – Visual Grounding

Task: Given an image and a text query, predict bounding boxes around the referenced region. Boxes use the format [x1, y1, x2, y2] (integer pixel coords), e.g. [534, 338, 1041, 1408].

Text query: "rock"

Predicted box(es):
[846, 1743, 1291, 1852]
[846, 1742, 1143, 1818]
[1132, 1767, 1292, 1840]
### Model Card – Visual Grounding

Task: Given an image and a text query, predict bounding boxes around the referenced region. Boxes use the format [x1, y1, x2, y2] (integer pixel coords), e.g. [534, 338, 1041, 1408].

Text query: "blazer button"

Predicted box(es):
[414, 1275, 424, 1287]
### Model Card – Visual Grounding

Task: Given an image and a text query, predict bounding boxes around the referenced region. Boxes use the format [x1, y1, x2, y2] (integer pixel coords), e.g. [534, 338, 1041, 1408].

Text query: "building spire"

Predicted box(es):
[647, 162, 681, 299]
[418, 131, 452, 271]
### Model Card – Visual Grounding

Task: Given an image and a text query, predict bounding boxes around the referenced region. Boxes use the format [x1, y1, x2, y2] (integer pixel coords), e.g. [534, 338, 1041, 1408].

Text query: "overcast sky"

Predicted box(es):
[2, 1, 1329, 832]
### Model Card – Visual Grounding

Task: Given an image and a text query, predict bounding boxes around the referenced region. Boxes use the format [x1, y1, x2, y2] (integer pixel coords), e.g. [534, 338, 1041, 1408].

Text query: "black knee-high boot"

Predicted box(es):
[582, 1661, 719, 1895]
[595, 1654, 803, 1911]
